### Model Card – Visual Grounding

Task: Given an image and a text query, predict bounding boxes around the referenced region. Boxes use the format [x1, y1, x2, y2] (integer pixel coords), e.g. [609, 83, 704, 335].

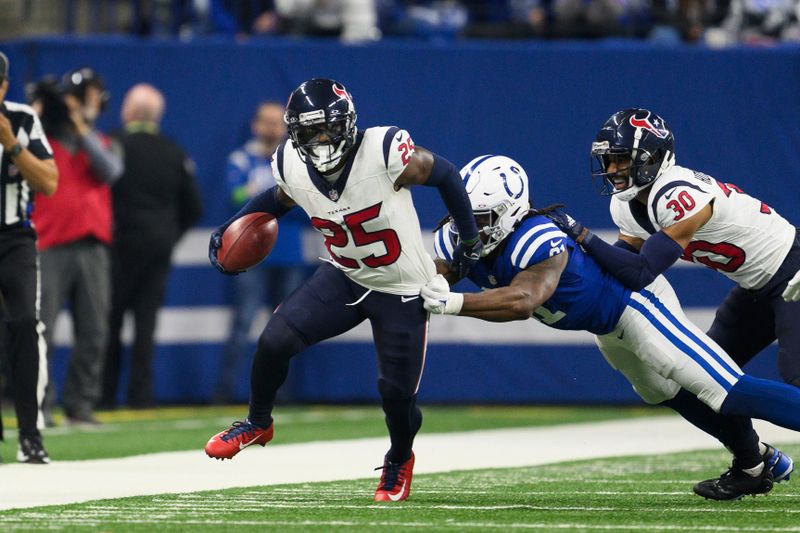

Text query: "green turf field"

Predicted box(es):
[1, 404, 667, 461]
[1, 446, 798, 532]
[2, 405, 797, 532]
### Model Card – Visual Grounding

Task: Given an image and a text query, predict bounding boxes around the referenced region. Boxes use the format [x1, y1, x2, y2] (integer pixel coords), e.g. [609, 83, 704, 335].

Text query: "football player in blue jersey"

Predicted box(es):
[425, 154, 795, 500]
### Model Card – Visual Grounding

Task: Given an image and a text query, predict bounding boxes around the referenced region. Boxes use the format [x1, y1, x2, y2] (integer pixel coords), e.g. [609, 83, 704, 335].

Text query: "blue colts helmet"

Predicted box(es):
[591, 108, 675, 202]
[284, 78, 358, 173]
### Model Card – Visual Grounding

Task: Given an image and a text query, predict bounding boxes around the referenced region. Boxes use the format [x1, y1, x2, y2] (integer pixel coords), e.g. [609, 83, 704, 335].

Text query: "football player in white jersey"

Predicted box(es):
[203, 78, 483, 502]
[547, 108, 800, 499]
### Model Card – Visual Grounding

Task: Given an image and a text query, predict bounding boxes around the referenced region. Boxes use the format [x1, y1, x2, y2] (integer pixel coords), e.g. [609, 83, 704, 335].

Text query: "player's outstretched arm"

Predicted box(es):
[422, 252, 567, 322]
[577, 204, 711, 291]
[395, 146, 481, 277]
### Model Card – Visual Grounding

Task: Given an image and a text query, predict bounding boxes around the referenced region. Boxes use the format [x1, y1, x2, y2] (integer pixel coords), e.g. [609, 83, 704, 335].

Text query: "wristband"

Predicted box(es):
[445, 292, 464, 315]
[7, 143, 22, 158]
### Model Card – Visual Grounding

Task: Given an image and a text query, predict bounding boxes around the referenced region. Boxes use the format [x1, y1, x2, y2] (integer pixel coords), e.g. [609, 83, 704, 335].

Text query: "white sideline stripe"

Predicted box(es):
[50, 306, 720, 347]
[0, 416, 798, 511]
[173, 228, 701, 268]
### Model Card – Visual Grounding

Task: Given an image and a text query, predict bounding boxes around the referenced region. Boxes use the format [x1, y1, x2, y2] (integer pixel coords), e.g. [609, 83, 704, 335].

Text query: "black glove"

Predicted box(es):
[208, 228, 239, 276]
[545, 209, 589, 244]
[450, 236, 483, 278]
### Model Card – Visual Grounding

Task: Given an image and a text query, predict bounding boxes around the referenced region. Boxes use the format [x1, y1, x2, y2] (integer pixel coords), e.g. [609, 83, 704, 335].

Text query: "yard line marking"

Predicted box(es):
[1, 416, 798, 510]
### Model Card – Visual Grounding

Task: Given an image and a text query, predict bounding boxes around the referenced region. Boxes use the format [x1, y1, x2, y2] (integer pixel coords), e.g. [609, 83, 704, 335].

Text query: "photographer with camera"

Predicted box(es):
[0, 51, 58, 464]
[29, 67, 123, 427]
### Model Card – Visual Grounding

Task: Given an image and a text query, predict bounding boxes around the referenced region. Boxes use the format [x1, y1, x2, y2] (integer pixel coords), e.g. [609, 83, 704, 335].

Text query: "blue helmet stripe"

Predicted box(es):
[462, 154, 494, 187]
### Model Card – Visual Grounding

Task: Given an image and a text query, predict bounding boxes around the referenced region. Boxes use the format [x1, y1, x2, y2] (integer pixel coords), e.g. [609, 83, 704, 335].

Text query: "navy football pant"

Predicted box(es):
[248, 263, 428, 462]
[707, 230, 800, 387]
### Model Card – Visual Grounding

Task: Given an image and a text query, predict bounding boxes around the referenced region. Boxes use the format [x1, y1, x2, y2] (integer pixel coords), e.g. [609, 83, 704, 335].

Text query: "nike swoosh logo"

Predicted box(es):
[396, 132, 403, 142]
[665, 189, 676, 199]
[400, 296, 419, 303]
[388, 479, 408, 501]
[239, 434, 262, 450]
[550, 239, 562, 247]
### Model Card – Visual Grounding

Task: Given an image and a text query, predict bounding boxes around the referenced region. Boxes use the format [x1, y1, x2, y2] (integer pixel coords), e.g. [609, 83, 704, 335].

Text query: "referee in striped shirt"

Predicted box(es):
[0, 51, 58, 464]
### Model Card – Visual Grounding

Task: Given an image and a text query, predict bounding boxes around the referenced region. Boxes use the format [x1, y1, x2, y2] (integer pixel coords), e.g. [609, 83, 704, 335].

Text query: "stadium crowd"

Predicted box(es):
[37, 0, 800, 46]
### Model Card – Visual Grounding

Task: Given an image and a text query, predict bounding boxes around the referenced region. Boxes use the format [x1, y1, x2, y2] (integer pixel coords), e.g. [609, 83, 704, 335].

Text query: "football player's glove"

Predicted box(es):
[420, 274, 463, 315]
[782, 269, 800, 302]
[208, 228, 238, 276]
[450, 237, 483, 279]
[546, 209, 589, 244]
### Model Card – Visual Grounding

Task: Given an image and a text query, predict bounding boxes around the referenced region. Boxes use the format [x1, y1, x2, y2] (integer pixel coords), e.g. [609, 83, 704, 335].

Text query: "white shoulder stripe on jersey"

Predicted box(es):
[510, 223, 558, 264]
[517, 230, 567, 269]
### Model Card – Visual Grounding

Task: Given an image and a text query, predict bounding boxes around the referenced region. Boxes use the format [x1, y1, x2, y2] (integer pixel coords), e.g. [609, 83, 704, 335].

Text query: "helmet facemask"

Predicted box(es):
[591, 141, 672, 203]
[473, 202, 517, 256]
[287, 111, 357, 173]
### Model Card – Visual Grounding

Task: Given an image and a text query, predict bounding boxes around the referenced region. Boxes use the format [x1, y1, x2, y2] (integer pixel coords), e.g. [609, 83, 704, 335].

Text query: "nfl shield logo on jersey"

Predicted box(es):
[329, 189, 339, 201]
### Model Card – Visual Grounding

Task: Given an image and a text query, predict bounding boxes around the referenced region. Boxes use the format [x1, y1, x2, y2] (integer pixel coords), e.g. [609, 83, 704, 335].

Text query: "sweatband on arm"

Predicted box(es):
[424, 153, 479, 243]
[222, 185, 292, 229]
[583, 230, 684, 291]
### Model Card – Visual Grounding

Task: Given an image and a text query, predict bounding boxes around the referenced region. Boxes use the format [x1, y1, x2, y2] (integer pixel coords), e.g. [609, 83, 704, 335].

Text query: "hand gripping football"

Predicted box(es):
[217, 213, 278, 272]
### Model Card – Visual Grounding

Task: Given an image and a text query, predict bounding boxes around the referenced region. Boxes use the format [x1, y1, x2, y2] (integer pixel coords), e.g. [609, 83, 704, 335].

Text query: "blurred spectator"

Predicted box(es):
[213, 102, 305, 403]
[31, 68, 123, 426]
[705, 0, 800, 46]
[101, 84, 202, 409]
[649, 0, 728, 43]
[275, 0, 381, 42]
[0, 52, 58, 464]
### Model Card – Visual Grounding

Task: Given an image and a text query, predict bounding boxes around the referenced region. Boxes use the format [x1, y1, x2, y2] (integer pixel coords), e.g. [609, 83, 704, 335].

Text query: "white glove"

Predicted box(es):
[782, 269, 800, 302]
[420, 274, 464, 315]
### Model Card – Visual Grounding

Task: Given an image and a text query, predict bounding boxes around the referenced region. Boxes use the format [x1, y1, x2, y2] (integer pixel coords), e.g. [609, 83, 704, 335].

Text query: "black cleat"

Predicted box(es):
[17, 435, 50, 464]
[693, 460, 773, 500]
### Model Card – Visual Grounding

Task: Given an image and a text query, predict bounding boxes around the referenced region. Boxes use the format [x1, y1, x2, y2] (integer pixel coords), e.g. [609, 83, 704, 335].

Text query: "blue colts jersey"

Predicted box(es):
[434, 215, 632, 335]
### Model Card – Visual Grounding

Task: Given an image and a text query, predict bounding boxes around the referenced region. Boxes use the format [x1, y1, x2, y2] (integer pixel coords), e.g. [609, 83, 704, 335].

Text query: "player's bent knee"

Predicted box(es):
[632, 383, 677, 405]
[256, 314, 308, 359]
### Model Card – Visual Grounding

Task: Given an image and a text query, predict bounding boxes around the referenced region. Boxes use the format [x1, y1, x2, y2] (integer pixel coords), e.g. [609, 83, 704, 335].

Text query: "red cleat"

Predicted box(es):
[205, 419, 273, 460]
[374, 451, 415, 502]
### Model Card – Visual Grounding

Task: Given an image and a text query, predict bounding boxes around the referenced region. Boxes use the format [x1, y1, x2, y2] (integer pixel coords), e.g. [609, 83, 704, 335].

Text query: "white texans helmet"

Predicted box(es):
[460, 155, 530, 256]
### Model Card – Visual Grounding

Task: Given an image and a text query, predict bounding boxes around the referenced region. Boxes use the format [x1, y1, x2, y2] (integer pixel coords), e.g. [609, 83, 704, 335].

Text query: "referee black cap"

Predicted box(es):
[0, 52, 8, 81]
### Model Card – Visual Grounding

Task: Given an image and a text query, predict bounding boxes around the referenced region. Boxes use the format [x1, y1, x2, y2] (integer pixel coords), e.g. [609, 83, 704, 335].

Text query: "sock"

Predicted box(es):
[661, 388, 761, 469]
[382, 395, 422, 463]
[721, 374, 800, 432]
[742, 462, 765, 477]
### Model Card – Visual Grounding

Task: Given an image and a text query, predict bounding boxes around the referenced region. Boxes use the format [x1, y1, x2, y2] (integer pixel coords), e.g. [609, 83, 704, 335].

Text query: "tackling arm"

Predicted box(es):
[422, 252, 568, 322]
[576, 205, 712, 291]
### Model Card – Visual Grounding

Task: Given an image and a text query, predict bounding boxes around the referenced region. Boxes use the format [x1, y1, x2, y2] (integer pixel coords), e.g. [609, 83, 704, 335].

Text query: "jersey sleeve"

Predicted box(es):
[609, 198, 640, 239]
[508, 220, 567, 270]
[381, 126, 415, 184]
[433, 221, 458, 262]
[270, 141, 294, 201]
[24, 112, 53, 159]
[652, 181, 714, 229]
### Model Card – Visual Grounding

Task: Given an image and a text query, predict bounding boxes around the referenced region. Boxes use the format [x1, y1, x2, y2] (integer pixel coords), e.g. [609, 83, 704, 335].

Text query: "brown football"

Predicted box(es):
[217, 212, 278, 272]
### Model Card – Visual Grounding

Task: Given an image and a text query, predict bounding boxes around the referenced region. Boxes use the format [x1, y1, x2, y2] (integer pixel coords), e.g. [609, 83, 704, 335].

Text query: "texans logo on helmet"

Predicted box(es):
[629, 114, 668, 139]
[332, 84, 351, 102]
